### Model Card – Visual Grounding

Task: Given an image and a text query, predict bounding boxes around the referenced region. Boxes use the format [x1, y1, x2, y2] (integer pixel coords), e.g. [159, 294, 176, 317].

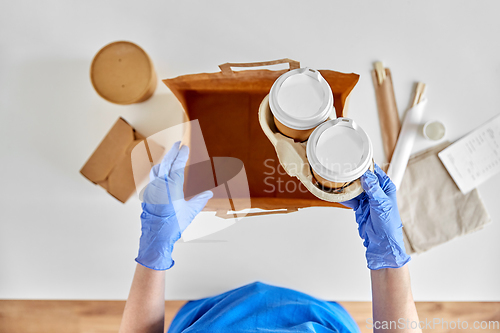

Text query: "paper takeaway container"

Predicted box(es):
[80, 118, 164, 203]
[90, 41, 157, 105]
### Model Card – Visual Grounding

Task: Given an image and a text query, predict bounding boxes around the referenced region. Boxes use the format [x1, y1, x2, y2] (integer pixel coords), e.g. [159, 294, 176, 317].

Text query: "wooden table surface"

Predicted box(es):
[1, 300, 499, 333]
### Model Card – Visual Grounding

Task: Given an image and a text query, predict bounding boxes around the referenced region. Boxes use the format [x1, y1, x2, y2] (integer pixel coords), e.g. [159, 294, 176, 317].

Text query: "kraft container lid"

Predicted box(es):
[269, 68, 333, 130]
[91, 41, 155, 105]
[307, 118, 373, 183]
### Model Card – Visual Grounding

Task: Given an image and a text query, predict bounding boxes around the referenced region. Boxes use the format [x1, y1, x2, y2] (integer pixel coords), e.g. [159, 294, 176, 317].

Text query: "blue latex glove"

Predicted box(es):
[342, 164, 411, 270]
[135, 141, 213, 270]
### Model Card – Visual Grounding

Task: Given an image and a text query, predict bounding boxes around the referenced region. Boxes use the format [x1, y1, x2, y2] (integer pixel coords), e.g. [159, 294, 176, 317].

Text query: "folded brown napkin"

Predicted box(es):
[397, 141, 491, 254]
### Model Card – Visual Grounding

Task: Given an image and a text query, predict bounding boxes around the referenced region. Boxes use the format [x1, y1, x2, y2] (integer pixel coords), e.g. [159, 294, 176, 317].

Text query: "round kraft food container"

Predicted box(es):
[269, 67, 334, 142]
[423, 120, 446, 140]
[90, 41, 157, 105]
[306, 117, 373, 191]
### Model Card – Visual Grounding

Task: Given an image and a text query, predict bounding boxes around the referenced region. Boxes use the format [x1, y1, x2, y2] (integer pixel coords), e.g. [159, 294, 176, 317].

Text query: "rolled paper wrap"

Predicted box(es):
[387, 99, 428, 189]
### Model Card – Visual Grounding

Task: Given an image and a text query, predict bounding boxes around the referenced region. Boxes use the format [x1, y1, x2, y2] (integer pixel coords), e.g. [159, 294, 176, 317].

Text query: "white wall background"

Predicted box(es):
[1, 0, 499, 301]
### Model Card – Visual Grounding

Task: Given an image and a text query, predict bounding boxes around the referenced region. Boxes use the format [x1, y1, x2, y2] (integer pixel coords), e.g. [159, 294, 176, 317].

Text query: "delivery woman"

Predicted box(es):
[118, 142, 421, 333]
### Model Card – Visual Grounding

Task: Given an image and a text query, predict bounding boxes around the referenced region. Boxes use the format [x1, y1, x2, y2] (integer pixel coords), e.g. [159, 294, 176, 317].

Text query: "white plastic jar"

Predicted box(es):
[306, 118, 373, 190]
[269, 68, 334, 142]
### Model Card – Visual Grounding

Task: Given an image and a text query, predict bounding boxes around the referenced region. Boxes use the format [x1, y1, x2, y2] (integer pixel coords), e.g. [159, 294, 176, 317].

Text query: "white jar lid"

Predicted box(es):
[269, 68, 334, 130]
[307, 118, 373, 183]
[423, 120, 446, 140]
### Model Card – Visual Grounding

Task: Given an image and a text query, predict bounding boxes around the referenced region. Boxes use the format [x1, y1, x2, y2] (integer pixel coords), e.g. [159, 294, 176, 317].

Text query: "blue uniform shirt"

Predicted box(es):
[168, 282, 360, 332]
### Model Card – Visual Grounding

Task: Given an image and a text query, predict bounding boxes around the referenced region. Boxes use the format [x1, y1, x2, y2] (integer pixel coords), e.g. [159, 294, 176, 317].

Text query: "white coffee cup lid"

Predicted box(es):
[307, 118, 373, 183]
[269, 68, 334, 130]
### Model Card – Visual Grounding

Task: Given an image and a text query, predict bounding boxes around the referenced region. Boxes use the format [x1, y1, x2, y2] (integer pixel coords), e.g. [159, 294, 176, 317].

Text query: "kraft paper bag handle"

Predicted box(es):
[219, 58, 300, 75]
[215, 207, 299, 219]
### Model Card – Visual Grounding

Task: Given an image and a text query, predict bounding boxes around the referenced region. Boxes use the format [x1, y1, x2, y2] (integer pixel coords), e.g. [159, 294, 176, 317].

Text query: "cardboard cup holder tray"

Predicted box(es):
[259, 94, 373, 202]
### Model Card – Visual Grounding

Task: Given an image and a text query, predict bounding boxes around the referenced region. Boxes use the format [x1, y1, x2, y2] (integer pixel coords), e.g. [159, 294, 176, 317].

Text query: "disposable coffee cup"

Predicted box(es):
[269, 68, 334, 142]
[306, 118, 373, 191]
[91, 41, 157, 105]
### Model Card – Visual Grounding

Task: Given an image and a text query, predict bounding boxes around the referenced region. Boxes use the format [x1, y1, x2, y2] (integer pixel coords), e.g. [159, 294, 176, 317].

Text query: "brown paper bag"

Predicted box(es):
[398, 142, 491, 253]
[163, 59, 360, 216]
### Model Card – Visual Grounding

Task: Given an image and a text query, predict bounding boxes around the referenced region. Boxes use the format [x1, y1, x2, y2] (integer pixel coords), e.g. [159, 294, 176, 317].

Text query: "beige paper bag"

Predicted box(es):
[398, 142, 491, 254]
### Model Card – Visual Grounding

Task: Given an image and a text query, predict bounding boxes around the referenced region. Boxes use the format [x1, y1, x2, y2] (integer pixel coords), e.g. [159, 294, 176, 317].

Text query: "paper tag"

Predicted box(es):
[438, 113, 500, 194]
